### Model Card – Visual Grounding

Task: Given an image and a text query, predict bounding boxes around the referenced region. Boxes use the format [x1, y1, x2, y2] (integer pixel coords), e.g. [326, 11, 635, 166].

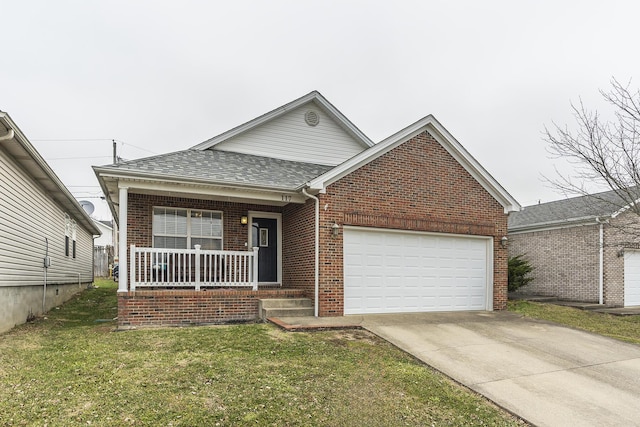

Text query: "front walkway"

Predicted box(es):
[270, 311, 640, 426]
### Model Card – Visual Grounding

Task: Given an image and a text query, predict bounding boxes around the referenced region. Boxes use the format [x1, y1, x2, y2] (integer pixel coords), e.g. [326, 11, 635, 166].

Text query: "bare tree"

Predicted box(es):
[545, 78, 640, 218]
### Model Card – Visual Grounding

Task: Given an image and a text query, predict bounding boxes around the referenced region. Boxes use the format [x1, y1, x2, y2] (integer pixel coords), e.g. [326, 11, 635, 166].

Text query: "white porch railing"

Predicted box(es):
[129, 245, 259, 291]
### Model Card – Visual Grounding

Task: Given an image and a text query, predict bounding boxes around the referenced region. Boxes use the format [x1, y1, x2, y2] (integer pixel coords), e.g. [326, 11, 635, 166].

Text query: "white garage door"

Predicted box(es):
[343, 227, 491, 315]
[624, 251, 640, 307]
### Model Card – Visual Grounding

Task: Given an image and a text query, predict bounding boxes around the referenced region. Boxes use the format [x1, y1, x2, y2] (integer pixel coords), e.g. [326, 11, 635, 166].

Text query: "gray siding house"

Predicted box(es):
[508, 189, 640, 307]
[0, 112, 101, 333]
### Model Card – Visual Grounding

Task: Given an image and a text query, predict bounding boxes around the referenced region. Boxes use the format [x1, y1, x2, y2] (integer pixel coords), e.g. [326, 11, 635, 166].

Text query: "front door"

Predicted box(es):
[252, 217, 278, 282]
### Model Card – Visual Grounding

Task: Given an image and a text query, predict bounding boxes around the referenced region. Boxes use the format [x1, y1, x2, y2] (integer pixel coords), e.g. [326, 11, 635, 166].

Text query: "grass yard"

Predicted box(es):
[0, 279, 524, 427]
[508, 300, 640, 345]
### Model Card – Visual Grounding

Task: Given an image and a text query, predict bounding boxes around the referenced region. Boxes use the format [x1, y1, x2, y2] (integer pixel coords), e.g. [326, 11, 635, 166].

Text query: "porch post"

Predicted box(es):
[118, 186, 128, 293]
[252, 247, 259, 291]
[194, 244, 201, 291]
[129, 245, 136, 291]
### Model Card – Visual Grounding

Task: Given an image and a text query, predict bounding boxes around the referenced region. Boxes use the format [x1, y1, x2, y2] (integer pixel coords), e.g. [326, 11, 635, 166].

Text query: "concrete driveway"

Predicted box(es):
[355, 311, 640, 427]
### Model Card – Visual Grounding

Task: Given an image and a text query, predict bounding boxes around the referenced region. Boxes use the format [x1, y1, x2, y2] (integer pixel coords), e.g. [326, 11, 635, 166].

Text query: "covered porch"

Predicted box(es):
[94, 175, 318, 327]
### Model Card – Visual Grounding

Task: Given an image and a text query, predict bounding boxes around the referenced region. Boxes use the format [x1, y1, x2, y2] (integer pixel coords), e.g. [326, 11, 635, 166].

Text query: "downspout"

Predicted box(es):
[301, 188, 319, 317]
[596, 217, 605, 305]
[43, 238, 49, 314]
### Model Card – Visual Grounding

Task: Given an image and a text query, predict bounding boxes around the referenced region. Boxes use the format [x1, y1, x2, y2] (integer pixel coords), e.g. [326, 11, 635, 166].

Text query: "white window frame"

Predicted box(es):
[152, 207, 223, 250]
[64, 214, 76, 258]
[71, 220, 77, 259]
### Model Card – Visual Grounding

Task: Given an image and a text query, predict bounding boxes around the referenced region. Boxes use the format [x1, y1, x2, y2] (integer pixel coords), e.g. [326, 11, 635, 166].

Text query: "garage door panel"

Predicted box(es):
[344, 228, 489, 314]
[624, 251, 640, 307]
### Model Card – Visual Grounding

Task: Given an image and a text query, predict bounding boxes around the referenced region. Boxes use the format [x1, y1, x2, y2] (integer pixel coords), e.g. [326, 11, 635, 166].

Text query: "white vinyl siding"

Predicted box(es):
[343, 227, 491, 315]
[153, 207, 223, 250]
[0, 149, 94, 287]
[213, 105, 366, 166]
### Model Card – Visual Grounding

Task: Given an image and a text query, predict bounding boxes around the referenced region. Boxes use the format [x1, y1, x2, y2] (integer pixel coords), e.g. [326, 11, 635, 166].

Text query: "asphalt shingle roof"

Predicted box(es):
[98, 149, 334, 190]
[508, 188, 640, 230]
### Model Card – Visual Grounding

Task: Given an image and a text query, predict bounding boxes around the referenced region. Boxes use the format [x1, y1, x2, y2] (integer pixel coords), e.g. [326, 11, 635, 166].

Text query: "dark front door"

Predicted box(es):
[252, 217, 278, 282]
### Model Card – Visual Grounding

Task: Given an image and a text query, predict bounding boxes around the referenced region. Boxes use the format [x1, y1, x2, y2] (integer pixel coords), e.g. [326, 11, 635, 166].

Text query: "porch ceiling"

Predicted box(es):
[98, 174, 306, 221]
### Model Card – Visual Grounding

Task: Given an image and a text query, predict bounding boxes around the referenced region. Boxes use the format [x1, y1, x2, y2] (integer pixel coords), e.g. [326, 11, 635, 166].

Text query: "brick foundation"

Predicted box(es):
[117, 288, 305, 328]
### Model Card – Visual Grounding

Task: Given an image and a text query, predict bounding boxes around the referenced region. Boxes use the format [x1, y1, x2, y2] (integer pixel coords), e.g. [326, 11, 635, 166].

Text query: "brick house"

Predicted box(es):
[94, 91, 520, 327]
[508, 189, 640, 307]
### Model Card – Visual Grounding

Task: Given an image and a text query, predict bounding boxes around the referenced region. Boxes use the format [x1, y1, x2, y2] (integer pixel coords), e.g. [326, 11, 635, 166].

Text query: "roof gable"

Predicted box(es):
[307, 115, 520, 214]
[191, 91, 373, 166]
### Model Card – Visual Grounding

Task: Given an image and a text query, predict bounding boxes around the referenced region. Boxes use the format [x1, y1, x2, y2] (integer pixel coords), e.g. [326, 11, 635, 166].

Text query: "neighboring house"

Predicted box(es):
[508, 189, 640, 307]
[94, 91, 519, 328]
[0, 112, 101, 333]
[92, 219, 114, 277]
[93, 219, 113, 247]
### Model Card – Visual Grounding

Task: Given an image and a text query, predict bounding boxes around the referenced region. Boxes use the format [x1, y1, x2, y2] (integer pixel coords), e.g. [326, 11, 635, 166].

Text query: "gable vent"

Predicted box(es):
[305, 110, 320, 127]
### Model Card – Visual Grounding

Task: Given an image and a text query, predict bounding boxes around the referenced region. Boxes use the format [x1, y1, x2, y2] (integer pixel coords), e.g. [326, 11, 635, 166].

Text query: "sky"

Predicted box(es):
[2, 0, 639, 220]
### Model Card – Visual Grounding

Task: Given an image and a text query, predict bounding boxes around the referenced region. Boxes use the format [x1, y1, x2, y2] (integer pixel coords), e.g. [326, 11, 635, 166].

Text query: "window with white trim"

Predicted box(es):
[72, 221, 77, 258]
[64, 214, 76, 258]
[153, 207, 223, 250]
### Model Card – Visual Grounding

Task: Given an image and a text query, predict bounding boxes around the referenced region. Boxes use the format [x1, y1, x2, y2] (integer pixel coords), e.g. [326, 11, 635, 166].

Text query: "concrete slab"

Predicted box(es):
[271, 311, 640, 426]
[359, 312, 640, 427]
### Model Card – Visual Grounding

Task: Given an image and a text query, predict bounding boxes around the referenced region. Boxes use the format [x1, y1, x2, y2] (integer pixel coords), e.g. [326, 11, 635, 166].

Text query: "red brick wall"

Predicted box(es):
[126, 193, 282, 251]
[282, 200, 315, 296]
[118, 289, 305, 327]
[316, 130, 509, 315]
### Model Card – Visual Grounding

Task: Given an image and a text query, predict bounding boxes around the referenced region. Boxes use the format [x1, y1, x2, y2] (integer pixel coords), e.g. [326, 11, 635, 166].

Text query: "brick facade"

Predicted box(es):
[508, 225, 601, 302]
[509, 211, 640, 306]
[126, 193, 282, 251]
[118, 130, 511, 325]
[282, 200, 316, 296]
[603, 212, 640, 306]
[118, 289, 305, 327]
[316, 130, 509, 315]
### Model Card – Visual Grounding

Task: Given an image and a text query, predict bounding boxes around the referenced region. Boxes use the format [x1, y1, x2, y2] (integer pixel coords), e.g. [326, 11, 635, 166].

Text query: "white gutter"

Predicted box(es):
[301, 188, 319, 317]
[596, 217, 605, 305]
[0, 129, 14, 141]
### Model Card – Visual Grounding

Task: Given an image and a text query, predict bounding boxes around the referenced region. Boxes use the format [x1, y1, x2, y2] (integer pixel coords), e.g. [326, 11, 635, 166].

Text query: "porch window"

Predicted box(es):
[152, 207, 223, 250]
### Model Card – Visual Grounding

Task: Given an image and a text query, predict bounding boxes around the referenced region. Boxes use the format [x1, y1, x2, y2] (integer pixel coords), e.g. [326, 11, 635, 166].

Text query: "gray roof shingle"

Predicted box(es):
[98, 149, 334, 190]
[508, 188, 640, 230]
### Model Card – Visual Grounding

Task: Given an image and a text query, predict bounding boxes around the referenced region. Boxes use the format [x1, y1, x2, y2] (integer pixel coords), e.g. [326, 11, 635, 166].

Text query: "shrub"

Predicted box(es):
[508, 255, 534, 292]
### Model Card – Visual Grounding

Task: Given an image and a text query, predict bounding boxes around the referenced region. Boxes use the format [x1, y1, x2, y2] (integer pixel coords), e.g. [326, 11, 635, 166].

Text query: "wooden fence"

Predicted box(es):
[94, 245, 114, 277]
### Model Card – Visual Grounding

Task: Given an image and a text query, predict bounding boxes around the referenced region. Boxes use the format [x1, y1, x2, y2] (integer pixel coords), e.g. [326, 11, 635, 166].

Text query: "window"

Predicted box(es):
[64, 214, 76, 257]
[153, 207, 222, 250]
[71, 221, 77, 259]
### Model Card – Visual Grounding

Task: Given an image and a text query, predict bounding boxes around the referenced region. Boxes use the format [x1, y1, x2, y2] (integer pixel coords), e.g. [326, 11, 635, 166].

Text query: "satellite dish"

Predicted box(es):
[79, 200, 95, 216]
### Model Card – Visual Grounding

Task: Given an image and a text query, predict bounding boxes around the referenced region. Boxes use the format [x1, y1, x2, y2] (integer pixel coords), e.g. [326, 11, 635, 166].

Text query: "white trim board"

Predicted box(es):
[307, 115, 520, 214]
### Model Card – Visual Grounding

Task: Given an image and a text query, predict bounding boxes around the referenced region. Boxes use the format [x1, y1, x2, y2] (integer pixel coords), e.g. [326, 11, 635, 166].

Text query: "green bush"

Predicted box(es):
[508, 255, 534, 292]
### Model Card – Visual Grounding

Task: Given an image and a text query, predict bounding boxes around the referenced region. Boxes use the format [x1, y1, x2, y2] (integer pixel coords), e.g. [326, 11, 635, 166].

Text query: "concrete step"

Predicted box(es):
[259, 298, 313, 308]
[258, 298, 313, 319]
[263, 307, 315, 319]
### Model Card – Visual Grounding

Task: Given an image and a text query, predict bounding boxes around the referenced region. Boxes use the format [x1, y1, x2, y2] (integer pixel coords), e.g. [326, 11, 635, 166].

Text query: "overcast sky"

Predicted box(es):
[2, 1, 638, 220]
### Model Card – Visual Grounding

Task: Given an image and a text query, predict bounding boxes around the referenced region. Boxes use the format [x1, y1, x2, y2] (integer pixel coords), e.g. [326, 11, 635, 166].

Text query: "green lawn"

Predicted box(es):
[0, 280, 524, 426]
[508, 300, 640, 345]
